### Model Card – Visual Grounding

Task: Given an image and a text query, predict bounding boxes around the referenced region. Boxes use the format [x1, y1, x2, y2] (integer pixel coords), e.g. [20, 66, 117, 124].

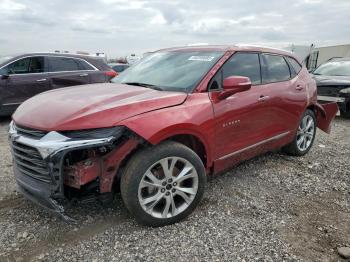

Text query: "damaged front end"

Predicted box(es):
[8, 122, 140, 222]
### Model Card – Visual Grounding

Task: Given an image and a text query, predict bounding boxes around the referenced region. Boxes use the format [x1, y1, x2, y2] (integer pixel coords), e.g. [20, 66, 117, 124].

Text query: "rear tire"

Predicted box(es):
[283, 109, 316, 156]
[120, 141, 206, 227]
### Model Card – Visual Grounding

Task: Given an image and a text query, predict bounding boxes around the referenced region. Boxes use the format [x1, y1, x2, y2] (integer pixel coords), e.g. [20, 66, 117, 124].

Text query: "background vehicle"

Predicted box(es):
[9, 46, 337, 227]
[0, 53, 117, 116]
[108, 63, 129, 74]
[312, 57, 350, 118]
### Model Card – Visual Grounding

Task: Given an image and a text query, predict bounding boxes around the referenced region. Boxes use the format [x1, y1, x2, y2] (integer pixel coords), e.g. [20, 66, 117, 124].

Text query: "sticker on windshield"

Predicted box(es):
[188, 56, 215, 62]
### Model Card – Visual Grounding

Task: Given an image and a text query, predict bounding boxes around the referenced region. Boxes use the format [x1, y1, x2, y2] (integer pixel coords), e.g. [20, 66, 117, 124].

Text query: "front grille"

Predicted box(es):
[12, 141, 51, 183]
[15, 124, 47, 139]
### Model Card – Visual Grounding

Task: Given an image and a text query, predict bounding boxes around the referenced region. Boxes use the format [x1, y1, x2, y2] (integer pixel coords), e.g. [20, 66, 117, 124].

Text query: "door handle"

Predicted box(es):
[79, 73, 89, 77]
[258, 95, 270, 102]
[296, 85, 304, 90]
[36, 78, 47, 82]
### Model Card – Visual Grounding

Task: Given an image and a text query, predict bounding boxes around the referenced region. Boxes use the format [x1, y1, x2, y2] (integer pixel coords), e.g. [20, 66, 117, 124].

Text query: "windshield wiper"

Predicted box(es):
[123, 82, 163, 91]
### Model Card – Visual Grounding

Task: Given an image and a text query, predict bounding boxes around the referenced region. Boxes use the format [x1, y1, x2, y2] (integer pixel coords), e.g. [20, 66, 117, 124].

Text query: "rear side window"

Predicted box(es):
[287, 57, 302, 76]
[222, 52, 261, 85]
[48, 57, 81, 72]
[113, 65, 129, 72]
[261, 54, 291, 83]
[78, 60, 95, 70]
[6, 57, 45, 74]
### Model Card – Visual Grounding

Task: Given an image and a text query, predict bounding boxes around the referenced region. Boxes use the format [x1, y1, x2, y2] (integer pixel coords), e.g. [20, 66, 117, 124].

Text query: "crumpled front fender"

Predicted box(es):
[314, 102, 338, 134]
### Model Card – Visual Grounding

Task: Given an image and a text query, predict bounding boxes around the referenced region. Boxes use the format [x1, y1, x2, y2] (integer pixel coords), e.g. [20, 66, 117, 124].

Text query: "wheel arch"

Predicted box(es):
[164, 134, 209, 170]
[111, 129, 212, 193]
[127, 123, 214, 171]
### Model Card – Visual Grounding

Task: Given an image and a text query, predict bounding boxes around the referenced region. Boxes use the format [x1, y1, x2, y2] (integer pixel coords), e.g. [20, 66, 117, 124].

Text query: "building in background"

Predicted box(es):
[307, 44, 350, 71]
[285, 44, 314, 65]
[126, 54, 142, 64]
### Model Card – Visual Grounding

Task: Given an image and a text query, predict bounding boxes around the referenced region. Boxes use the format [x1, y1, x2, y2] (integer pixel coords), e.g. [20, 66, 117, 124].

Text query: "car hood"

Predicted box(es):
[13, 83, 188, 131]
[312, 74, 350, 86]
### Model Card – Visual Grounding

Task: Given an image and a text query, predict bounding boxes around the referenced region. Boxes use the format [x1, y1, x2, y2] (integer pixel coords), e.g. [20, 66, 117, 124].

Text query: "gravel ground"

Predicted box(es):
[0, 116, 349, 262]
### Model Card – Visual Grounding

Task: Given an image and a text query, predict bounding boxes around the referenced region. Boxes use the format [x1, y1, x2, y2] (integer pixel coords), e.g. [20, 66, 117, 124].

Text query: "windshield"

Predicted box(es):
[0, 55, 13, 65]
[313, 60, 350, 76]
[112, 51, 224, 92]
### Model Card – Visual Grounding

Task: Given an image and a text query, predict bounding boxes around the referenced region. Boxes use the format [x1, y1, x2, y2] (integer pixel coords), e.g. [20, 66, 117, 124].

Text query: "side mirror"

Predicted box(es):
[218, 76, 251, 100]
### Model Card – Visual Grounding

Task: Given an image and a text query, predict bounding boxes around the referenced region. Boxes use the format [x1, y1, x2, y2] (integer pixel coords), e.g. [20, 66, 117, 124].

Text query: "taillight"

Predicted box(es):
[104, 70, 118, 78]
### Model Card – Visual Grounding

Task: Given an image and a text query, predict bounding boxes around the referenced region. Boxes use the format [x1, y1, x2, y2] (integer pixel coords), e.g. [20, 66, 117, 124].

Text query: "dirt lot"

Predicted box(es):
[0, 117, 349, 262]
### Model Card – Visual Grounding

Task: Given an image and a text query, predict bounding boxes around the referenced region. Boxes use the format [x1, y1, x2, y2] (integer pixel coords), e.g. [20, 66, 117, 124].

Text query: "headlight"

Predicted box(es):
[61, 126, 125, 139]
[8, 120, 15, 134]
[340, 87, 350, 94]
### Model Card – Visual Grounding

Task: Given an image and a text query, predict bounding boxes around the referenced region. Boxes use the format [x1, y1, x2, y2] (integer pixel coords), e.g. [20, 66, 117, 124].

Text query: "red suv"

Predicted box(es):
[9, 45, 337, 226]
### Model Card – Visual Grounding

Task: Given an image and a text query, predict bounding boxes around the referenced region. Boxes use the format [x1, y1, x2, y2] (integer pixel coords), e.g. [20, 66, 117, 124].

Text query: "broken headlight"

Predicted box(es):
[61, 126, 125, 140]
[340, 87, 350, 94]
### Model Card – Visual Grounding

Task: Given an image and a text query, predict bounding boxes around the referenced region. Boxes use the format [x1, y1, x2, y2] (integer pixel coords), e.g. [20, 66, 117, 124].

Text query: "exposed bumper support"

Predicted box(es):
[14, 162, 76, 222]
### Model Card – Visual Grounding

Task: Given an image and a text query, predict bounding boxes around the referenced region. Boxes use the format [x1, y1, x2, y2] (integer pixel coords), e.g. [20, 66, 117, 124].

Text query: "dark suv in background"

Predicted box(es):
[313, 57, 350, 118]
[0, 53, 117, 116]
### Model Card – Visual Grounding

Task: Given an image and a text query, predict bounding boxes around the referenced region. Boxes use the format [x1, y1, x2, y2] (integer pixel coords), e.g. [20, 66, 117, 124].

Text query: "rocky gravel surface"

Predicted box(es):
[0, 116, 349, 262]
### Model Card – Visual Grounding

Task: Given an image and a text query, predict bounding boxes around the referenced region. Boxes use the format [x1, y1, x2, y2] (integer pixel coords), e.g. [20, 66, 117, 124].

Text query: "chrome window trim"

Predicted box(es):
[0, 55, 98, 76]
[2, 102, 21, 106]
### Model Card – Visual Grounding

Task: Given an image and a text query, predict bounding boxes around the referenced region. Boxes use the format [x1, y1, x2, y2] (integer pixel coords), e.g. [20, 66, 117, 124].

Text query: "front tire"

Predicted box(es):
[283, 109, 316, 156]
[120, 141, 206, 227]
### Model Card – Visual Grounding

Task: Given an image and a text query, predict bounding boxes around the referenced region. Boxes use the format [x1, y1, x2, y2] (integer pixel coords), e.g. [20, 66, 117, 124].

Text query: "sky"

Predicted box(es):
[0, 0, 349, 58]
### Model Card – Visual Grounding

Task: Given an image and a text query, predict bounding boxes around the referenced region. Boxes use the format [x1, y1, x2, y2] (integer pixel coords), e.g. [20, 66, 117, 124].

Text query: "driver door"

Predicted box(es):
[1, 56, 49, 108]
[210, 52, 273, 172]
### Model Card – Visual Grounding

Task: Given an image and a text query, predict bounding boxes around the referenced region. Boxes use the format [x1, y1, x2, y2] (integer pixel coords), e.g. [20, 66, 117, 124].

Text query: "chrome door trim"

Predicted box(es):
[2, 102, 21, 106]
[218, 131, 291, 161]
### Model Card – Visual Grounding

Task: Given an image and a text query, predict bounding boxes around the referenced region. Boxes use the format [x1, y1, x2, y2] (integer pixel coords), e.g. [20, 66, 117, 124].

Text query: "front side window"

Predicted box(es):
[222, 52, 261, 85]
[48, 57, 81, 72]
[5, 57, 45, 75]
[262, 54, 291, 83]
[7, 58, 30, 74]
[112, 51, 224, 92]
[78, 60, 95, 70]
[313, 60, 350, 76]
[0, 68, 6, 75]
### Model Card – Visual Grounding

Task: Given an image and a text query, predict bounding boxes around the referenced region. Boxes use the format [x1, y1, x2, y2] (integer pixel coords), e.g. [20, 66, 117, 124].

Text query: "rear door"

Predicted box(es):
[260, 53, 306, 133]
[47, 56, 93, 89]
[0, 56, 49, 108]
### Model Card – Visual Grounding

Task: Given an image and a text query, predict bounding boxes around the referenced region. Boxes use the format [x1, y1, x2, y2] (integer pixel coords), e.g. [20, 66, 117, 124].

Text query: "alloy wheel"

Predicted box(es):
[138, 157, 198, 219]
[296, 115, 315, 151]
